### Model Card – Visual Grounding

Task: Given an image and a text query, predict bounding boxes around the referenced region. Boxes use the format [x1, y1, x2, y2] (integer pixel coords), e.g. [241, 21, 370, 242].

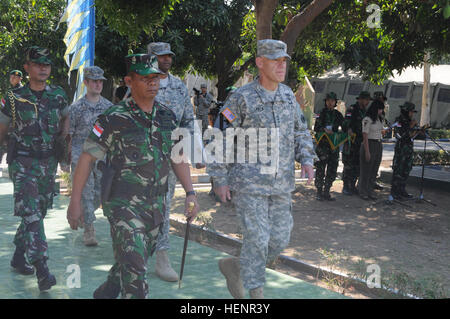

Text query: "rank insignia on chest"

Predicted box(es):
[221, 107, 236, 123]
[93, 123, 104, 137]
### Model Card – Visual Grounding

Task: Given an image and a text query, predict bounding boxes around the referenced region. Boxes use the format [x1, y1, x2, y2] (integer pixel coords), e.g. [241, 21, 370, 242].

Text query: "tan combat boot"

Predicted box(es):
[155, 250, 179, 282]
[83, 223, 98, 246]
[218, 257, 245, 299]
[249, 286, 264, 299]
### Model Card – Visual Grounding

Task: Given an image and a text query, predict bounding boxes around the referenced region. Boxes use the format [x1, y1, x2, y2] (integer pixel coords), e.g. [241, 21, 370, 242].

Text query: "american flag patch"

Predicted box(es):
[93, 123, 104, 137]
[222, 107, 236, 123]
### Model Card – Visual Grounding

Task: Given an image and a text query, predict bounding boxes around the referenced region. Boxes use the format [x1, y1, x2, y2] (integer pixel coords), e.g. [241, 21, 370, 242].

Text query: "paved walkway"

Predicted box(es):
[0, 178, 346, 299]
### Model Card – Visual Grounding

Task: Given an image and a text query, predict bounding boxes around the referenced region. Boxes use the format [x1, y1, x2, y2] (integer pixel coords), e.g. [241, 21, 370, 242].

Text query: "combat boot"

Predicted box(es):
[83, 223, 98, 246]
[350, 181, 359, 195]
[218, 257, 245, 299]
[155, 250, 179, 282]
[249, 286, 264, 299]
[33, 259, 56, 292]
[316, 188, 323, 201]
[322, 187, 336, 201]
[342, 181, 352, 195]
[93, 279, 121, 299]
[10, 248, 34, 275]
[399, 186, 414, 199]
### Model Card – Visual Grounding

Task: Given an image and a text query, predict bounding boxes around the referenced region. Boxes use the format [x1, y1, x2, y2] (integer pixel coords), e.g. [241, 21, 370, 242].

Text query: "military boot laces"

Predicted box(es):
[93, 280, 121, 299]
[10, 249, 34, 275]
[34, 260, 56, 291]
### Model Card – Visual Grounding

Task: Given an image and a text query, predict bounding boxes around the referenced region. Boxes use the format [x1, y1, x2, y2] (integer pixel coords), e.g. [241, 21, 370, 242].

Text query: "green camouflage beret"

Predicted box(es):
[10, 70, 23, 77]
[400, 101, 417, 112]
[26, 46, 52, 65]
[125, 54, 164, 76]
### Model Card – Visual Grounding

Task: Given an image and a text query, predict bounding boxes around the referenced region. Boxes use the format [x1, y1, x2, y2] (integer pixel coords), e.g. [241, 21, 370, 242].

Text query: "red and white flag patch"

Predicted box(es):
[93, 123, 104, 137]
[0, 98, 5, 108]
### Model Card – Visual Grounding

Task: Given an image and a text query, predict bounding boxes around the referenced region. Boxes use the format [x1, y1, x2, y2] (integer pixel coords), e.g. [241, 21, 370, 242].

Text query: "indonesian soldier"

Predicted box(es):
[390, 102, 419, 200]
[9, 70, 23, 89]
[207, 39, 317, 299]
[314, 92, 344, 201]
[67, 54, 199, 299]
[69, 66, 113, 246]
[194, 83, 213, 135]
[0, 46, 69, 291]
[341, 91, 371, 195]
[148, 41, 203, 282]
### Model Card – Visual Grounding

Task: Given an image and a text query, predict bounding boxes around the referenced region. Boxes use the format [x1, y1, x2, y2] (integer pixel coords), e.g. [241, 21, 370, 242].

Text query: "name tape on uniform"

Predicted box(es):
[221, 107, 236, 123]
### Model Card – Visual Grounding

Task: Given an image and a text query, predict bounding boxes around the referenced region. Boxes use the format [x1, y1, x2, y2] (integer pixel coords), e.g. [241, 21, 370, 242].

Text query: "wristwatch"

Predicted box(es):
[186, 190, 196, 197]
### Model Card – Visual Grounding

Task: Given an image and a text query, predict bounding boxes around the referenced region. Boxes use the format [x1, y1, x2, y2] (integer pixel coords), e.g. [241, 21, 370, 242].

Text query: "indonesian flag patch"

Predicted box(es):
[0, 98, 5, 108]
[93, 122, 104, 137]
[221, 107, 236, 123]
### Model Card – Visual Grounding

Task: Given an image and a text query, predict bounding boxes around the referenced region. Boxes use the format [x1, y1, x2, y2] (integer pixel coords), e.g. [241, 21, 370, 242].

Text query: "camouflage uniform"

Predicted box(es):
[194, 86, 213, 134]
[314, 97, 344, 195]
[390, 103, 417, 198]
[0, 84, 68, 265]
[69, 92, 113, 225]
[342, 93, 370, 192]
[207, 73, 317, 290]
[84, 54, 178, 299]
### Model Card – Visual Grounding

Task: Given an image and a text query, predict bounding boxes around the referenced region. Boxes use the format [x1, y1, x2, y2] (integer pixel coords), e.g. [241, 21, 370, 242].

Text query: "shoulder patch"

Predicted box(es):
[221, 107, 236, 123]
[92, 122, 104, 137]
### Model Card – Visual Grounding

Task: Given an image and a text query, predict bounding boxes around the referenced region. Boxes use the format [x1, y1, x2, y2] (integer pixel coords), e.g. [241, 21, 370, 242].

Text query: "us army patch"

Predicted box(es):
[221, 107, 236, 123]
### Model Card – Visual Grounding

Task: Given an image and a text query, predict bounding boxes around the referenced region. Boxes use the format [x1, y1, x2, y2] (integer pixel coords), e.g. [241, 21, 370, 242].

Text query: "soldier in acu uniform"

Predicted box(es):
[314, 92, 344, 201]
[341, 91, 371, 195]
[69, 66, 113, 246]
[0, 46, 69, 291]
[67, 54, 199, 299]
[194, 83, 214, 135]
[208, 39, 317, 299]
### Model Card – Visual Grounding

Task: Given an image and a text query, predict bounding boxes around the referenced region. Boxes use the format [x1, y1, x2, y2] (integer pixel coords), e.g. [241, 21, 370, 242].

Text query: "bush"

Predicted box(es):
[427, 129, 450, 140]
[413, 150, 450, 166]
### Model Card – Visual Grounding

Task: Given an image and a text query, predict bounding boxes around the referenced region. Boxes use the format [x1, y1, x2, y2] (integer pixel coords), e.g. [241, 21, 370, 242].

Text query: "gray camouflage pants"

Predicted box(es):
[156, 169, 176, 251]
[232, 192, 293, 290]
[71, 160, 101, 225]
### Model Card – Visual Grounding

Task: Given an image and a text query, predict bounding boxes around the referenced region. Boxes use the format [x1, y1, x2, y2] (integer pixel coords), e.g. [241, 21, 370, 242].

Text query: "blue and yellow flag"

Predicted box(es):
[60, 0, 95, 102]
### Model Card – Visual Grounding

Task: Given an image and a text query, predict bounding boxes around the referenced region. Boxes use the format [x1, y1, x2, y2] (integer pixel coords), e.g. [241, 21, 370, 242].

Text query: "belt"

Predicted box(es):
[110, 181, 168, 200]
[15, 147, 55, 159]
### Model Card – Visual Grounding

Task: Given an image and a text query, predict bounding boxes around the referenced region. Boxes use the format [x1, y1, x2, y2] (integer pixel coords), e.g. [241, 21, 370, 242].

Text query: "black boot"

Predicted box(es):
[33, 259, 56, 292]
[323, 188, 336, 201]
[10, 248, 34, 275]
[399, 185, 414, 199]
[93, 280, 121, 299]
[316, 188, 323, 201]
[351, 181, 359, 195]
[342, 181, 352, 196]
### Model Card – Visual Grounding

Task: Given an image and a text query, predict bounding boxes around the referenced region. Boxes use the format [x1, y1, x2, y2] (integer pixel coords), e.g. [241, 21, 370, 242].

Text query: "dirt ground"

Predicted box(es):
[170, 169, 450, 299]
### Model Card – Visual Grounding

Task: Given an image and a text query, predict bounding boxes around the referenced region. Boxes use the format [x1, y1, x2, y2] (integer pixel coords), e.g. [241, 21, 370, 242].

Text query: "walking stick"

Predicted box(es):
[178, 202, 194, 289]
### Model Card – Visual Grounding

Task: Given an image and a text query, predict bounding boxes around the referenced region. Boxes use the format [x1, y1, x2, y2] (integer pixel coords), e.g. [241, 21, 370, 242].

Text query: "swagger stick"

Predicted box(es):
[178, 202, 194, 289]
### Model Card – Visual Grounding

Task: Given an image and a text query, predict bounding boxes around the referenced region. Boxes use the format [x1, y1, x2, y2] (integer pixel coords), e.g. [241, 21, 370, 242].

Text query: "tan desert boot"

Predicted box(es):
[155, 250, 179, 282]
[218, 257, 245, 299]
[83, 223, 98, 246]
[249, 286, 264, 299]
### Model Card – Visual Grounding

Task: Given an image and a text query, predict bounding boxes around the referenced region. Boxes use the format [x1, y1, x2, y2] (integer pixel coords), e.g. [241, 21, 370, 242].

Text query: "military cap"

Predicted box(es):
[400, 101, 417, 112]
[125, 54, 164, 76]
[257, 39, 291, 60]
[200, 83, 207, 88]
[26, 46, 52, 64]
[84, 66, 107, 80]
[373, 91, 387, 101]
[10, 70, 23, 77]
[324, 92, 338, 101]
[147, 42, 175, 56]
[356, 91, 372, 100]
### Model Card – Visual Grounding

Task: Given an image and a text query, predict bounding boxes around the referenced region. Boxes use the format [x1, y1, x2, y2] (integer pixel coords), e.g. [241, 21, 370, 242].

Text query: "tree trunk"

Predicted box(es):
[280, 0, 334, 55]
[253, 0, 279, 40]
[420, 52, 431, 126]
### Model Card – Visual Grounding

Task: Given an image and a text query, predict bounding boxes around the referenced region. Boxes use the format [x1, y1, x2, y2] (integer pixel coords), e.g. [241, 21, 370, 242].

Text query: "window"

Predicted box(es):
[389, 85, 408, 99]
[312, 81, 325, 93]
[347, 83, 364, 95]
[437, 88, 450, 103]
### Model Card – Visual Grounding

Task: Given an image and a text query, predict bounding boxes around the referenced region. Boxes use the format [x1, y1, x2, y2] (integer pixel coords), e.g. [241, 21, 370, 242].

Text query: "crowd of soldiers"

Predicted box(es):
[313, 89, 421, 202]
[0, 38, 420, 299]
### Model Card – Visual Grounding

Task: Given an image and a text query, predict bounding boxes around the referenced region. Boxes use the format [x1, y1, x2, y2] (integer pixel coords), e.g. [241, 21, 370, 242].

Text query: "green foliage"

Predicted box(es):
[413, 149, 450, 166]
[0, 0, 68, 96]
